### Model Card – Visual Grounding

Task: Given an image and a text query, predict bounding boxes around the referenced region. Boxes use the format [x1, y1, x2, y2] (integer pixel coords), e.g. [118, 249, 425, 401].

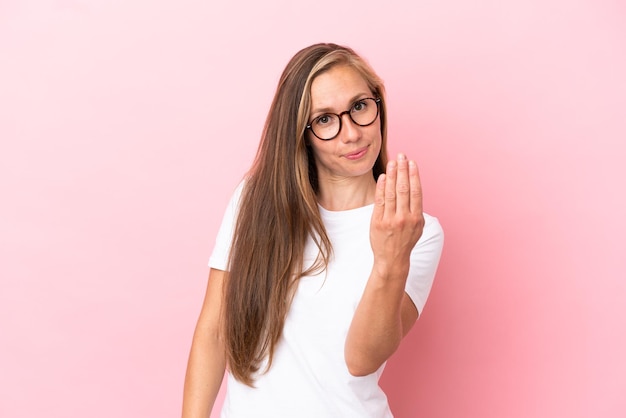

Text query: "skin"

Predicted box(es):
[182, 268, 226, 418]
[307, 65, 382, 211]
[307, 65, 425, 376]
[181, 64, 425, 416]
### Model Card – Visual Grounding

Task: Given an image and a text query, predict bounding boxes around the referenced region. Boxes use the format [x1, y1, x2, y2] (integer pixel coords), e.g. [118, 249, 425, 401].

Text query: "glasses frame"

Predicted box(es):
[306, 97, 382, 141]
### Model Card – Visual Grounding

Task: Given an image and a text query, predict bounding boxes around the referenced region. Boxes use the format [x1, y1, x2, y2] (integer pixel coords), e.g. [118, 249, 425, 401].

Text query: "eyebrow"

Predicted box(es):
[310, 92, 373, 116]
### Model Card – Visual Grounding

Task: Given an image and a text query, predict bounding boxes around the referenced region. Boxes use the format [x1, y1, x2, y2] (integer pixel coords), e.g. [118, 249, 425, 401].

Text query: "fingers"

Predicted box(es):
[396, 153, 410, 211]
[382, 153, 422, 215]
[409, 159, 423, 215]
[373, 172, 386, 219]
[384, 160, 397, 214]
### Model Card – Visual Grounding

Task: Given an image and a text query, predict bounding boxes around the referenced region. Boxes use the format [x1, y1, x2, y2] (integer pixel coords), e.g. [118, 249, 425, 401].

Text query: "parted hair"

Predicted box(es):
[223, 43, 389, 386]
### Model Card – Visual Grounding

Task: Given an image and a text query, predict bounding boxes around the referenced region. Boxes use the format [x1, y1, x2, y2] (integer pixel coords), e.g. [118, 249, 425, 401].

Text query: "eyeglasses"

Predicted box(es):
[306, 97, 381, 141]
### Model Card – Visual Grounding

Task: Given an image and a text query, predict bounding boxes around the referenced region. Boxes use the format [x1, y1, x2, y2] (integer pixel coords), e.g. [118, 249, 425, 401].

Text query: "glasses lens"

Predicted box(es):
[311, 114, 340, 140]
[350, 98, 379, 126]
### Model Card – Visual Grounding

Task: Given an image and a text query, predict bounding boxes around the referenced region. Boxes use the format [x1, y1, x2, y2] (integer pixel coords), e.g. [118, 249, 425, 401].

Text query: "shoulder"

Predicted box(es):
[421, 212, 444, 244]
[409, 212, 444, 265]
[223, 178, 247, 214]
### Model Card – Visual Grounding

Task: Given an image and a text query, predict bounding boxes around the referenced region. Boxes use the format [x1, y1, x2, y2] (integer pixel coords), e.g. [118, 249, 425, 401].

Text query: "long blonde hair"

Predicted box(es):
[223, 43, 388, 386]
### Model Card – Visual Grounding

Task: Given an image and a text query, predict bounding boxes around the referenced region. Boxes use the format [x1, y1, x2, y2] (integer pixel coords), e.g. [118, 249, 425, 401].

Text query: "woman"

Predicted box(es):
[182, 43, 444, 417]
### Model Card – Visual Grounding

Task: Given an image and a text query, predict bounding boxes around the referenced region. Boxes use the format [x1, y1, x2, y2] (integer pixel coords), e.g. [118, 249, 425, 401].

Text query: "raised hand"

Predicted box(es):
[370, 153, 425, 280]
[345, 153, 426, 375]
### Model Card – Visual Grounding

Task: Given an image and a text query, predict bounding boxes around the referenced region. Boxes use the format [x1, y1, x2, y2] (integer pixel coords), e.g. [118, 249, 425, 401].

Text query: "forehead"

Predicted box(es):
[309, 65, 372, 111]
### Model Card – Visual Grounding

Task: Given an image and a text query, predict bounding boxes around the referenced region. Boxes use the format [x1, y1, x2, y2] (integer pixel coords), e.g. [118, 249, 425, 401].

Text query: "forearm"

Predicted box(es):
[344, 268, 411, 376]
[347, 153, 424, 376]
[182, 324, 226, 417]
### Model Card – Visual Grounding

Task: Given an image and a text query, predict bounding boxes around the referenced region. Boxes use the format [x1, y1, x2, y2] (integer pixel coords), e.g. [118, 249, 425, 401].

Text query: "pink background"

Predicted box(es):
[1, 1, 625, 417]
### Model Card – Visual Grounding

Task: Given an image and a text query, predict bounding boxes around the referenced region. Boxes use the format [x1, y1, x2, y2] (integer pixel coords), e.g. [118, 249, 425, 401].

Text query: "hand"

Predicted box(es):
[370, 153, 425, 280]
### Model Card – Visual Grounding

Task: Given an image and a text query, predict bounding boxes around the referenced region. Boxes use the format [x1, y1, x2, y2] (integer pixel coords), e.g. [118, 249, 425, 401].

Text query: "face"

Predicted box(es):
[307, 65, 382, 185]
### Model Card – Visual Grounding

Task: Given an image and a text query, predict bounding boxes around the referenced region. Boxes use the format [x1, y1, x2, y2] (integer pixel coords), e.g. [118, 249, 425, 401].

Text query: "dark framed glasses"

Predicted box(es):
[306, 97, 381, 141]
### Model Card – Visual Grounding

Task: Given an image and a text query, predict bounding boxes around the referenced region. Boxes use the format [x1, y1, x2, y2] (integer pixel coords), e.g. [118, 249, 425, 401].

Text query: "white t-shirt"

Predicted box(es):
[209, 183, 444, 418]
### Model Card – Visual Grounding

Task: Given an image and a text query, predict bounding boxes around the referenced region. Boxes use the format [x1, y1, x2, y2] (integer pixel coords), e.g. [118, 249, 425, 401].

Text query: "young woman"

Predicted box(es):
[182, 43, 444, 418]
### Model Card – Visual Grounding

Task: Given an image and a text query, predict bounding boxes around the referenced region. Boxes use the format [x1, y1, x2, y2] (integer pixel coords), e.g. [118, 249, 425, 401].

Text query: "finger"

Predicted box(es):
[385, 159, 397, 215]
[409, 160, 423, 215]
[396, 153, 410, 213]
[373, 173, 386, 220]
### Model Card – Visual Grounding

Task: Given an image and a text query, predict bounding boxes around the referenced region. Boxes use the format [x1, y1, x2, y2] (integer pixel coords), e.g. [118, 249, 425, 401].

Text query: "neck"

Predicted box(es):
[316, 174, 376, 211]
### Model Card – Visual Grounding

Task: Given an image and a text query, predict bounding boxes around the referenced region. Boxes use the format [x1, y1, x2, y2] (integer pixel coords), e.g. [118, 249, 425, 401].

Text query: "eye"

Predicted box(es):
[352, 100, 368, 113]
[314, 114, 333, 126]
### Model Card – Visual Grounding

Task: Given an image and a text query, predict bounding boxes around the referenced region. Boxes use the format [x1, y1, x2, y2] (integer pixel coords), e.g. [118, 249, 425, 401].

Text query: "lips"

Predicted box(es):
[343, 146, 368, 160]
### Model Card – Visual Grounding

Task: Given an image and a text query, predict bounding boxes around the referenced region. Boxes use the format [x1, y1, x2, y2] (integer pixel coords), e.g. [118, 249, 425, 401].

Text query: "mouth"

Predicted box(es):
[343, 146, 369, 160]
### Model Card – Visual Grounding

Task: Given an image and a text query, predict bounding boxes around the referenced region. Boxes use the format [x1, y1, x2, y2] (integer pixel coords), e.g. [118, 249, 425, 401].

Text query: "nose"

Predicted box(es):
[339, 112, 361, 143]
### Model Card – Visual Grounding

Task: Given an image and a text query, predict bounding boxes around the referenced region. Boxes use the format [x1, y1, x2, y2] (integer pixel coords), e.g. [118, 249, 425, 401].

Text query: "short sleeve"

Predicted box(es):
[208, 182, 245, 271]
[404, 213, 444, 316]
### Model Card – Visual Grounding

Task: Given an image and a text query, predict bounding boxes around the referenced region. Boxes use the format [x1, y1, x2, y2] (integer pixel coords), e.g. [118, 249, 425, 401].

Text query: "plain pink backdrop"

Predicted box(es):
[1, 1, 625, 417]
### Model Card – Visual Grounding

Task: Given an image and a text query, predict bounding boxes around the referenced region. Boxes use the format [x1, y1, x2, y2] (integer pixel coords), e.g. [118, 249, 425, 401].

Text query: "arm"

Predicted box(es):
[345, 154, 424, 376]
[182, 268, 227, 418]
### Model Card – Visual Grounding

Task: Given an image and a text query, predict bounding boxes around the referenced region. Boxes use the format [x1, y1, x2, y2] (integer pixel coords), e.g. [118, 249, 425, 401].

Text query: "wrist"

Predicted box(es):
[371, 260, 410, 283]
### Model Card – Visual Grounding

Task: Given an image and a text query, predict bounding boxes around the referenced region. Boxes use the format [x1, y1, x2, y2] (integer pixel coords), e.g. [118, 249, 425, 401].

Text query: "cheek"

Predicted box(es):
[306, 140, 322, 162]
[309, 144, 329, 163]
[308, 142, 339, 171]
[369, 122, 383, 147]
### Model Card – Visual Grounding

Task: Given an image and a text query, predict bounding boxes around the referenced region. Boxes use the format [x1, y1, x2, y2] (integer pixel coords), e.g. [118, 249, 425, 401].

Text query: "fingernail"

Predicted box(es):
[398, 153, 406, 160]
